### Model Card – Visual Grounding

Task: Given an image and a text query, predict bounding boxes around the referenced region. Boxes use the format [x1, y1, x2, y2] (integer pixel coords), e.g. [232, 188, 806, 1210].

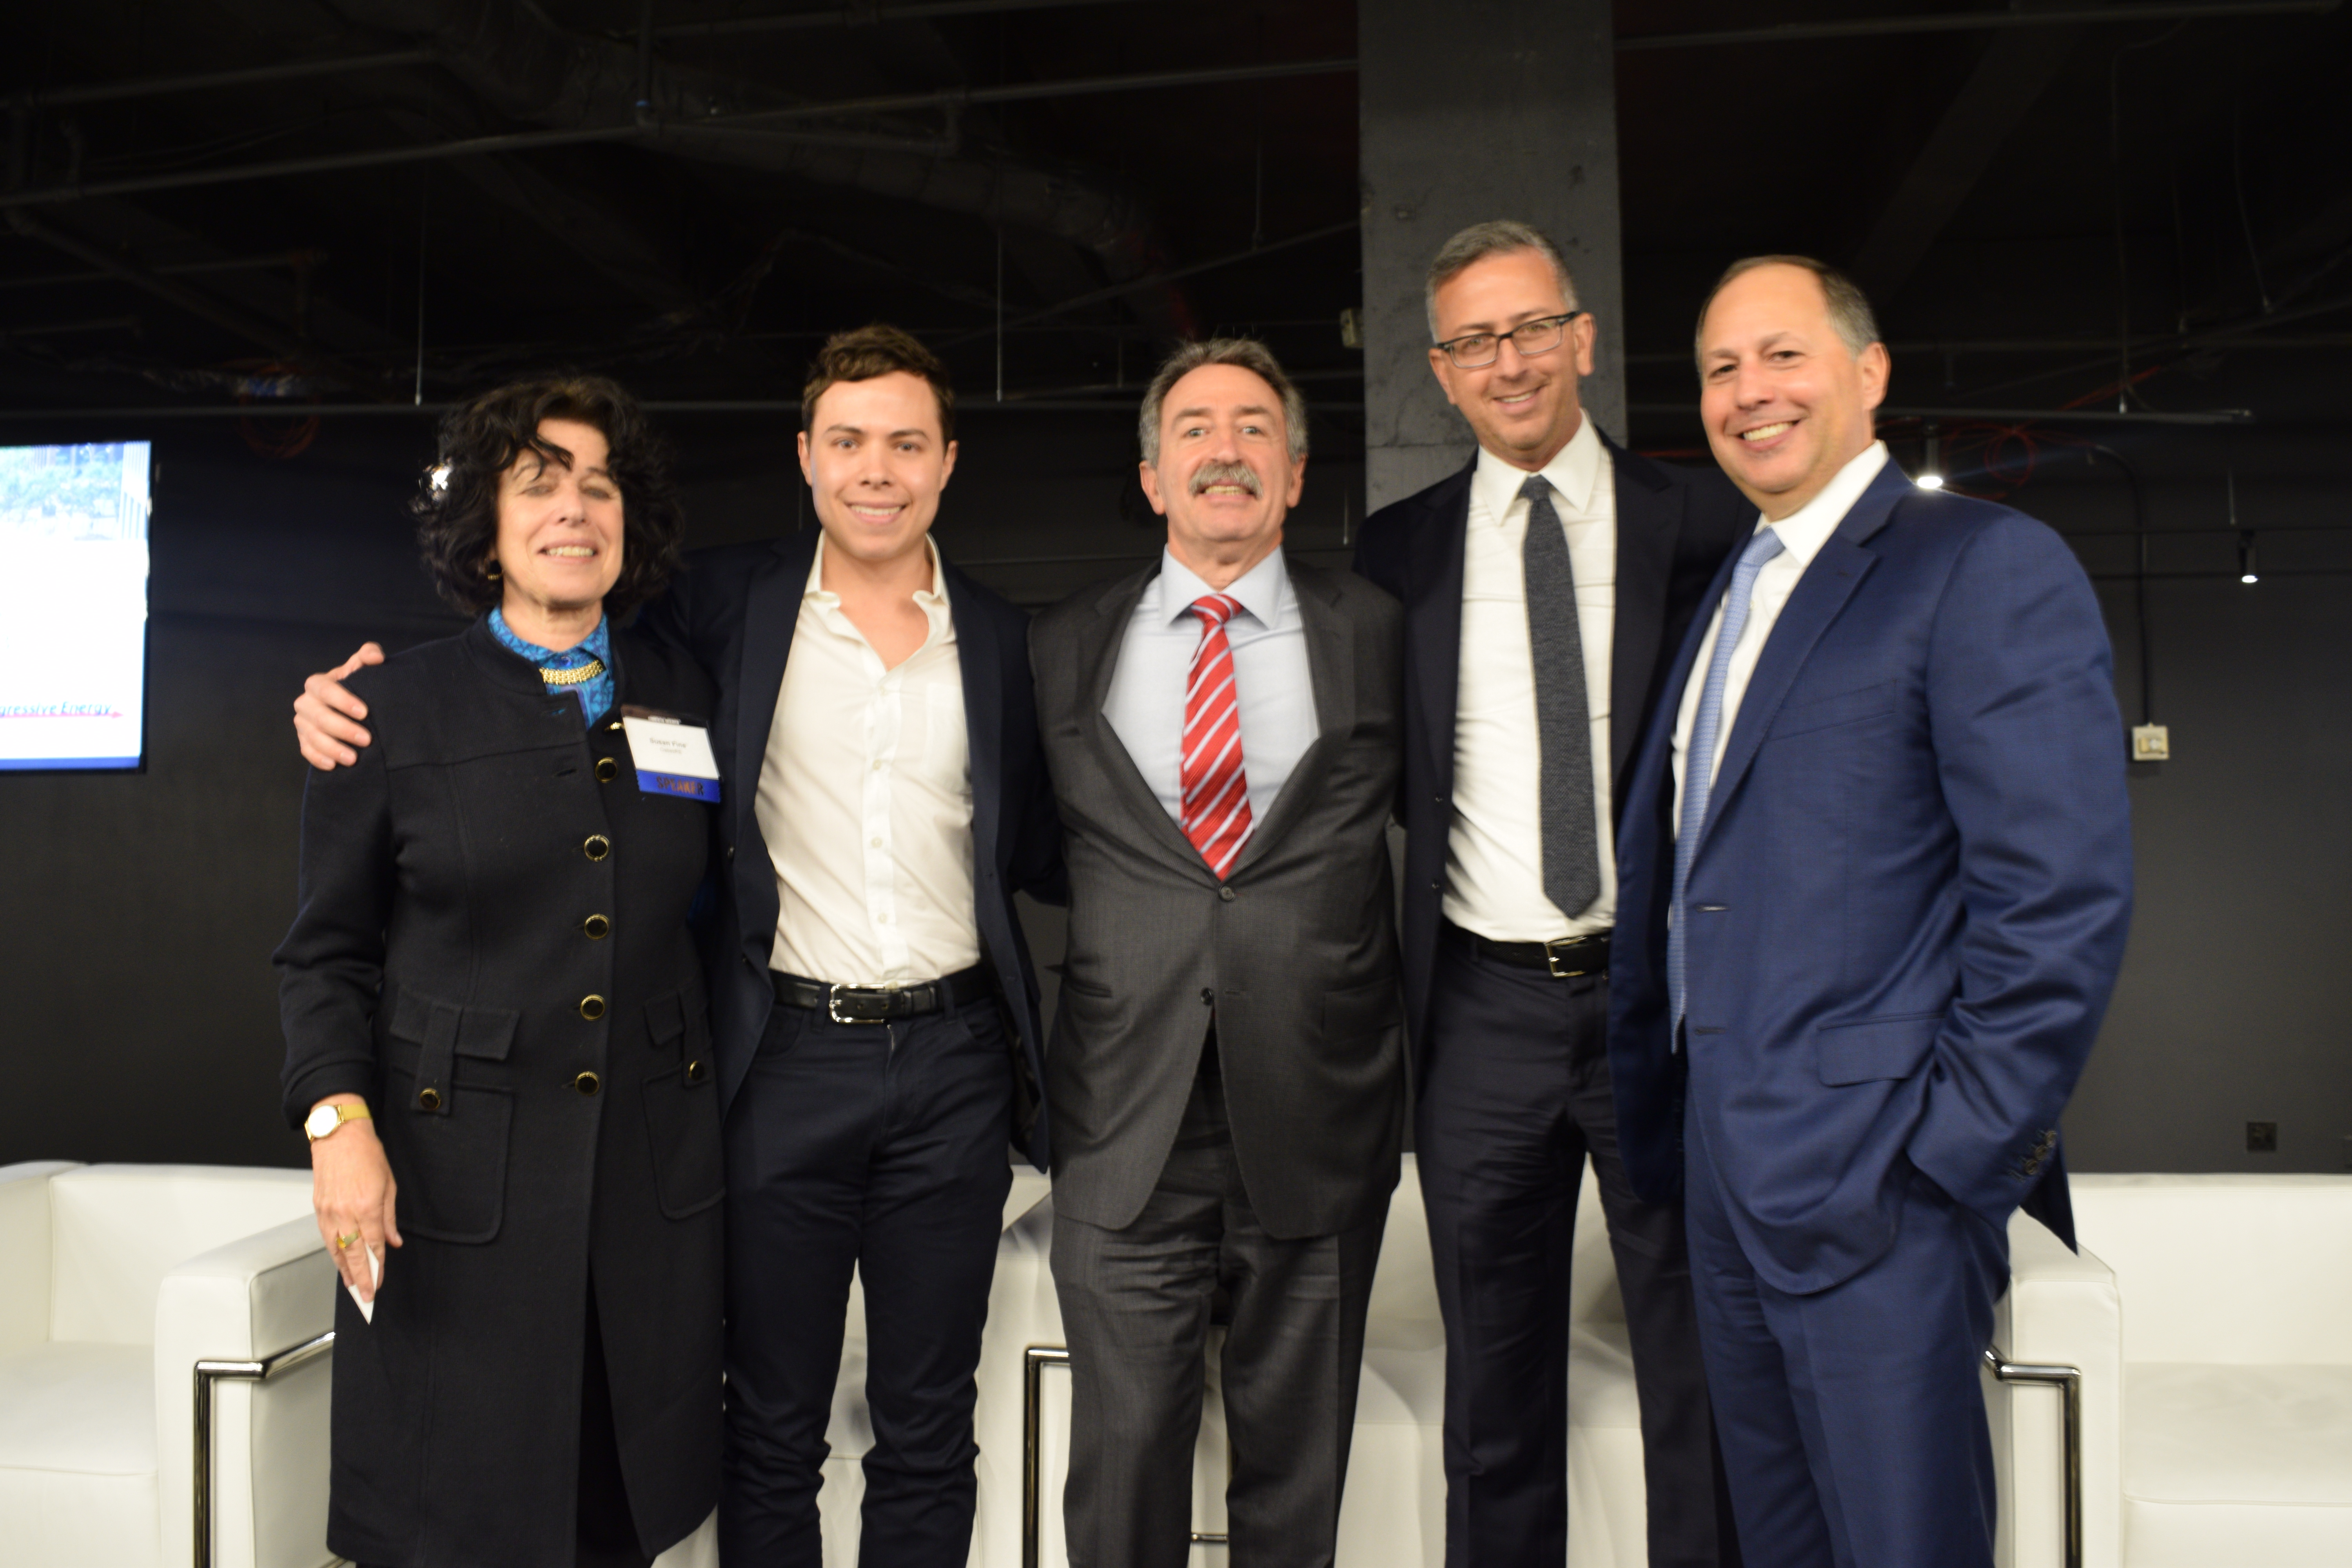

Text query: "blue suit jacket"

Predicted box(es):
[639, 530, 1065, 1169]
[1608, 463, 2133, 1294]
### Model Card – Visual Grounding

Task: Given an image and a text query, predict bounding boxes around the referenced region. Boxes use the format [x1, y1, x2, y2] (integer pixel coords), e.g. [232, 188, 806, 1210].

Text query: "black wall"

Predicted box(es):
[1, 392, 2344, 1175]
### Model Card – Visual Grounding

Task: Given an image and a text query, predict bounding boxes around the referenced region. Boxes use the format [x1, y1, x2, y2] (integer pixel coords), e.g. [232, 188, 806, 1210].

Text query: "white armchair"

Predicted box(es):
[0, 1161, 332, 1568]
[2053, 1174, 2352, 1568]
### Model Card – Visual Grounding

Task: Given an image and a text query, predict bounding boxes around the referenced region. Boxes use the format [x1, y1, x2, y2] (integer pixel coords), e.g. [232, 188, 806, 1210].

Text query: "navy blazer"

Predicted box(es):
[639, 530, 1065, 1168]
[1608, 463, 2134, 1294]
[1351, 435, 1751, 1064]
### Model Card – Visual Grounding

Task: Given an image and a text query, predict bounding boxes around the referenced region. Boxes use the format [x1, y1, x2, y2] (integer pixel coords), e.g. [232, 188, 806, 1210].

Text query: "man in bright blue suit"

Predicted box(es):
[1608, 255, 2134, 1568]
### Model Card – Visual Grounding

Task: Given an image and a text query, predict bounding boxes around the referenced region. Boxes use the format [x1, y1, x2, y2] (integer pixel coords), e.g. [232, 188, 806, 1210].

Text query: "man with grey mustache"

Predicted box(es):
[1028, 337, 1407, 1568]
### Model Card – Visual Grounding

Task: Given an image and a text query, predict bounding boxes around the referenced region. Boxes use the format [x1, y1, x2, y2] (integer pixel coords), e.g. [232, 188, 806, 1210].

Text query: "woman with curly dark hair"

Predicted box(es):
[276, 376, 723, 1568]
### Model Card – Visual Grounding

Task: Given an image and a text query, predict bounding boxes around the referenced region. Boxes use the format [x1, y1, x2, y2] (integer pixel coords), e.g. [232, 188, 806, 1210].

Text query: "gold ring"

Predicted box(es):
[335, 1232, 361, 1251]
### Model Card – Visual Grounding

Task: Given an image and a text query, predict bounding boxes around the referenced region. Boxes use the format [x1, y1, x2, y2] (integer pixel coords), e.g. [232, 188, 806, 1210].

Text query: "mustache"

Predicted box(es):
[1189, 462, 1262, 496]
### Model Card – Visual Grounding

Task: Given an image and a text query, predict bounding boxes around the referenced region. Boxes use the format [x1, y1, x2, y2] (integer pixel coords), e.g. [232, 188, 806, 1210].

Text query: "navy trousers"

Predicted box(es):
[1414, 927, 1734, 1568]
[719, 995, 1014, 1567]
[1684, 1109, 2009, 1568]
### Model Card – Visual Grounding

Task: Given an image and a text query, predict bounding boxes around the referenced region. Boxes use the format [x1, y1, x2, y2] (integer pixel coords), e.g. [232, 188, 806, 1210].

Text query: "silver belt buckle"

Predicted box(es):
[1544, 936, 1597, 980]
[828, 984, 893, 1025]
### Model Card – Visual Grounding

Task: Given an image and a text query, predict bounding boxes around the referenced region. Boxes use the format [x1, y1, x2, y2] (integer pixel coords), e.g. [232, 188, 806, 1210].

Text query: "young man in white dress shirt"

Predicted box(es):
[1353, 223, 1751, 1568]
[290, 329, 1064, 1567]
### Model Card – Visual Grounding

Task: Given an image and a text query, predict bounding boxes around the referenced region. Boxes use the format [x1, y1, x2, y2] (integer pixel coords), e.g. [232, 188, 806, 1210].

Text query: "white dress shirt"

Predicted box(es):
[1102, 545, 1319, 827]
[757, 535, 980, 986]
[1671, 441, 1891, 827]
[1445, 416, 1619, 942]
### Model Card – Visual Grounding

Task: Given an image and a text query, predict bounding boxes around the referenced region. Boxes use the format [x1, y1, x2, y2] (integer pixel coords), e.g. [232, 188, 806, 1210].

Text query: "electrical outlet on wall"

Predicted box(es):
[2247, 1121, 2279, 1153]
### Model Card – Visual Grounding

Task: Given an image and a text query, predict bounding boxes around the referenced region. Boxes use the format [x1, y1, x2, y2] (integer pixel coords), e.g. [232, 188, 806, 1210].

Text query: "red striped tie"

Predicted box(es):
[1181, 593, 1253, 879]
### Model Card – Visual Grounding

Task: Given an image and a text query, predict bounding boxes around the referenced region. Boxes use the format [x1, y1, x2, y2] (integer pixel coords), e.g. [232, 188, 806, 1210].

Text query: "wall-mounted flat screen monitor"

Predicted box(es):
[0, 441, 152, 771]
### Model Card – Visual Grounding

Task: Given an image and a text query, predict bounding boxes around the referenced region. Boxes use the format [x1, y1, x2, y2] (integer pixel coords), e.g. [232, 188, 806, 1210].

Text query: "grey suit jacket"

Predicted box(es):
[1031, 554, 1407, 1241]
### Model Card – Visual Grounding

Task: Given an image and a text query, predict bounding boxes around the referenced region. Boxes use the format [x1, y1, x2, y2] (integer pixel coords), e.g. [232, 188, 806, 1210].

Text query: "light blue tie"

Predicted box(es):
[1668, 526, 1786, 1040]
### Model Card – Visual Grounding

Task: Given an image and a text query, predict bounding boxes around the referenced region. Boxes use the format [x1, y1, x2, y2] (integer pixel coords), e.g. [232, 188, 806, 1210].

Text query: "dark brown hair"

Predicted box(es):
[413, 376, 684, 619]
[800, 323, 956, 443]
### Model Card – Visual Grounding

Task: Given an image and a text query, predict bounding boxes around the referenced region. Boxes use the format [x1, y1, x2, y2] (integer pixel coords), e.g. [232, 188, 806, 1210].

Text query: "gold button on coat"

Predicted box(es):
[573, 1072, 601, 1096]
[583, 834, 611, 861]
[417, 1086, 443, 1111]
[684, 1059, 708, 1084]
[583, 914, 610, 940]
[595, 757, 619, 783]
[579, 995, 606, 1021]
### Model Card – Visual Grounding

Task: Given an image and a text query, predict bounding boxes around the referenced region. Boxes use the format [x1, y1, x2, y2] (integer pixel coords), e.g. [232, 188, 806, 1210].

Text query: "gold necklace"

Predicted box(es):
[540, 658, 606, 687]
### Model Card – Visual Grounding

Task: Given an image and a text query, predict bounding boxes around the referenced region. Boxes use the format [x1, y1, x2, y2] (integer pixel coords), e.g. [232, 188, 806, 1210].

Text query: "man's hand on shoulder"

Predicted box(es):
[295, 642, 385, 770]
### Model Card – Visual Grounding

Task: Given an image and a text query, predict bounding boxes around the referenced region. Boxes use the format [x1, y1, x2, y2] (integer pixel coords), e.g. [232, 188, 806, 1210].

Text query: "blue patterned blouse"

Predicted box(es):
[488, 609, 615, 726]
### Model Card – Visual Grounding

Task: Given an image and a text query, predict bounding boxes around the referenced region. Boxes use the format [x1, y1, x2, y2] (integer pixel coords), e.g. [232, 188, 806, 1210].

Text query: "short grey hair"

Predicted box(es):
[1693, 254, 1881, 371]
[1136, 337, 1310, 466]
[1424, 220, 1581, 340]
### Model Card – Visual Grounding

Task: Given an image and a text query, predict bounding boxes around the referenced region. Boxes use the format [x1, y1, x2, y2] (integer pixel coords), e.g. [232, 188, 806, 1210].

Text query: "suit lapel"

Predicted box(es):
[1606, 440, 1681, 820]
[1232, 557, 1351, 875]
[943, 554, 1004, 874]
[1698, 467, 1908, 847]
[1078, 565, 1213, 875]
[1405, 462, 1474, 792]
[735, 530, 816, 809]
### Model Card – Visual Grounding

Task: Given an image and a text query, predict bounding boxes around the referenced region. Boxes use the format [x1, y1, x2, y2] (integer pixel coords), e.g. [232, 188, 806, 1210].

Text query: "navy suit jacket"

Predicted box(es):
[1351, 435, 1752, 1065]
[639, 530, 1065, 1169]
[1609, 462, 2134, 1294]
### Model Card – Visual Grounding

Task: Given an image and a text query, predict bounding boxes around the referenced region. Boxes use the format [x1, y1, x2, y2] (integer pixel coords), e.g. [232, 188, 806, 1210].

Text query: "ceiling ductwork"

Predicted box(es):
[323, 0, 1168, 310]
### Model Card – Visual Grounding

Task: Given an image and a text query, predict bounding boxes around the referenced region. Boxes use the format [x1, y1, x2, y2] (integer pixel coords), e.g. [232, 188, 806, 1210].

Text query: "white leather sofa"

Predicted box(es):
[995, 1155, 2140, 1568]
[2056, 1174, 2352, 1568]
[0, 1161, 332, 1568]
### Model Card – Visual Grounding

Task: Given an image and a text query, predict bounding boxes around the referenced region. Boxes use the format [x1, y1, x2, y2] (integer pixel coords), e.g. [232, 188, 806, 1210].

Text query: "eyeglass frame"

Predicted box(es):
[1431, 310, 1586, 370]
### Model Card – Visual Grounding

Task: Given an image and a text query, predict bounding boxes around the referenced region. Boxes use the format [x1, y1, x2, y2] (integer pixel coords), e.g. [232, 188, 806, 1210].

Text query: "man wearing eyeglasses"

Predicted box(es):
[1353, 221, 1749, 1568]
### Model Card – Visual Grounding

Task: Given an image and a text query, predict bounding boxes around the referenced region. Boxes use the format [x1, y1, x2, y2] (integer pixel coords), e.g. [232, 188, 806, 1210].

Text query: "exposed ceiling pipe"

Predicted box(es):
[1617, 0, 2339, 50]
[30, 0, 2335, 111]
[320, 0, 1168, 297]
[655, 0, 1158, 36]
[21, 50, 437, 108]
[4, 210, 396, 398]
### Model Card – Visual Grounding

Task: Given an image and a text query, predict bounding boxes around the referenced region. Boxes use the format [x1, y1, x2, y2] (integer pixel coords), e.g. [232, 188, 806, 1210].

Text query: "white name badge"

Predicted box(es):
[620, 708, 722, 804]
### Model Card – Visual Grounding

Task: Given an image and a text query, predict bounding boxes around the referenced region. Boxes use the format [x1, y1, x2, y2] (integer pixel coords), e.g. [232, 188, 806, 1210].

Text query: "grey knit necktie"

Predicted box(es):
[1521, 474, 1600, 918]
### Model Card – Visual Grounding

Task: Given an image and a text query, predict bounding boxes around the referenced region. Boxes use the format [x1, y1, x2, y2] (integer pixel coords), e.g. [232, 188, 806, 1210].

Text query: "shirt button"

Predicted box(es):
[872, 760, 885, 771]
[876, 913, 890, 924]
[871, 837, 883, 848]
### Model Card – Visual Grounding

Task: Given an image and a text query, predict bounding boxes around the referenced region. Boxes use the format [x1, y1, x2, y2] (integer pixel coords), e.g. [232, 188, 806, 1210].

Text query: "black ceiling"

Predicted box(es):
[4, 0, 2347, 439]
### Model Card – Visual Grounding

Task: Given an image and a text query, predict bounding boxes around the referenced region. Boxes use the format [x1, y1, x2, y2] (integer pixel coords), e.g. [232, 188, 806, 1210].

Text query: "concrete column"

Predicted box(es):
[1357, 0, 1624, 510]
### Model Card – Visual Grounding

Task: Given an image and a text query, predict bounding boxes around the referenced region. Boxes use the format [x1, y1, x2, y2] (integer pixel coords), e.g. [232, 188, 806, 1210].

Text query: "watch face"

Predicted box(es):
[306, 1105, 340, 1139]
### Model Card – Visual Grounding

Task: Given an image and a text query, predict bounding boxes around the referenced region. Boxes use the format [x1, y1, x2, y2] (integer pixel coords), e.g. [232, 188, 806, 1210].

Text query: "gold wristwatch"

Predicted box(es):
[304, 1102, 373, 1142]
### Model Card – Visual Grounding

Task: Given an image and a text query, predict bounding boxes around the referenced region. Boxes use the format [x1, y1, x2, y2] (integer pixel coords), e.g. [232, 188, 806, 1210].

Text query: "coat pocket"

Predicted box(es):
[1766, 681, 1895, 741]
[377, 1038, 513, 1244]
[639, 989, 724, 1219]
[1814, 1012, 1942, 1087]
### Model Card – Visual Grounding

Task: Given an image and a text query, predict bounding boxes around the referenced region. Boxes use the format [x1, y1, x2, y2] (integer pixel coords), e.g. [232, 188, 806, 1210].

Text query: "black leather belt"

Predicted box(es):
[771, 964, 993, 1024]
[1446, 922, 1611, 979]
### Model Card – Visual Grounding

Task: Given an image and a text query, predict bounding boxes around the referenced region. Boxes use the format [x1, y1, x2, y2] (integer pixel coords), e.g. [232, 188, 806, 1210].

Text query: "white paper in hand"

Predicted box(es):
[345, 1245, 381, 1324]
